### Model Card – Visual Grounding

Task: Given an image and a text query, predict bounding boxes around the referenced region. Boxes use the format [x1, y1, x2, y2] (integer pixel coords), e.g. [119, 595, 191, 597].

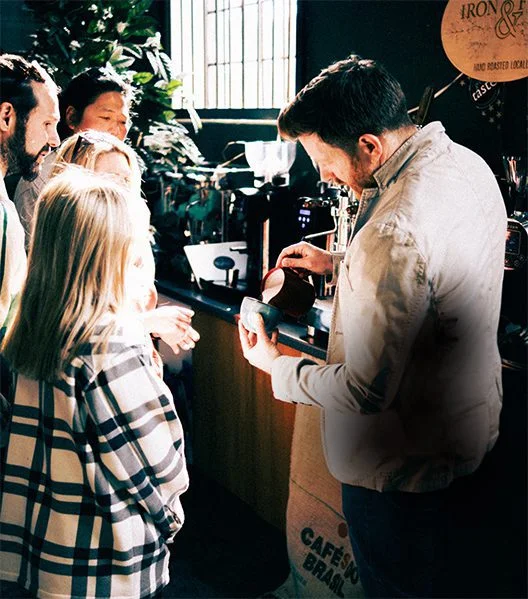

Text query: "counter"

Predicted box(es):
[156, 278, 527, 597]
[157, 279, 328, 360]
[157, 278, 328, 530]
[156, 278, 363, 596]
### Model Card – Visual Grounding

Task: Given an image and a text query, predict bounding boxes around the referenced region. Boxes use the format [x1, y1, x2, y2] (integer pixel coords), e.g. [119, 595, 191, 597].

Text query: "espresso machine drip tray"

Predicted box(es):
[182, 241, 251, 303]
[300, 297, 334, 346]
[198, 278, 249, 304]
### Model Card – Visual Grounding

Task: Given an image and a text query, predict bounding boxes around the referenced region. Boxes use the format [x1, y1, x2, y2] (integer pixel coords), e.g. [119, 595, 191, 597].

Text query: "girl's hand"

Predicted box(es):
[142, 306, 200, 354]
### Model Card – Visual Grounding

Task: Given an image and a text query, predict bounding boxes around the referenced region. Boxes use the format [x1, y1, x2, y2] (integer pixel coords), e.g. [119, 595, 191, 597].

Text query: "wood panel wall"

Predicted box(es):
[191, 311, 298, 530]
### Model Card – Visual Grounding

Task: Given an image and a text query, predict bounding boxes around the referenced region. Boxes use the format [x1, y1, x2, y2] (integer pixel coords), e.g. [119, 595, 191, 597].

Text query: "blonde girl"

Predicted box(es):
[0, 168, 188, 598]
[50, 129, 200, 355]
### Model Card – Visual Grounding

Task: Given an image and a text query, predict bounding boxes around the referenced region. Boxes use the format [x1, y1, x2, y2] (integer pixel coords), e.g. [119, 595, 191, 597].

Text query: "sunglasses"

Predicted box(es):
[70, 130, 117, 162]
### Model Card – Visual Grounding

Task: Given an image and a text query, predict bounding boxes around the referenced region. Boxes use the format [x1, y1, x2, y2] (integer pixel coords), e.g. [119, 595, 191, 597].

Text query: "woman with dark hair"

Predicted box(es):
[57, 65, 133, 141]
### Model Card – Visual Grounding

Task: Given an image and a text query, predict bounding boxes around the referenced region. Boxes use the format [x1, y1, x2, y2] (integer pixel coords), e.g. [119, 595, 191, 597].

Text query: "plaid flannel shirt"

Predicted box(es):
[0, 315, 189, 598]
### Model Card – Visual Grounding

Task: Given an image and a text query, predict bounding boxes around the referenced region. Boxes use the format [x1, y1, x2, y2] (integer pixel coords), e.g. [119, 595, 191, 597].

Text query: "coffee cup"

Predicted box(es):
[261, 267, 316, 318]
[239, 296, 283, 334]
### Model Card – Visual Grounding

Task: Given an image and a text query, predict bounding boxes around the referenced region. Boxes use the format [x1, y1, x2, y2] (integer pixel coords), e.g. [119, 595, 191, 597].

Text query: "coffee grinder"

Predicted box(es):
[219, 140, 298, 297]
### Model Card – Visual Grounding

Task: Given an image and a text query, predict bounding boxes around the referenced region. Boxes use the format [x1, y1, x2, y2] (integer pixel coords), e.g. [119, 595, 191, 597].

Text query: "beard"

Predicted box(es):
[1, 116, 48, 182]
[348, 151, 377, 194]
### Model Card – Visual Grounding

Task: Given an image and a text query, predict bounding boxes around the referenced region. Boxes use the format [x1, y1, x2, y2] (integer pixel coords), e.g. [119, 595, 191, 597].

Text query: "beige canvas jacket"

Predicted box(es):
[271, 122, 507, 492]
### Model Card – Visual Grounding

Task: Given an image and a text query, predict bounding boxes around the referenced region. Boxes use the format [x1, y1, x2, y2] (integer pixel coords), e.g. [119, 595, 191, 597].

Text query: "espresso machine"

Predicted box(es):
[183, 141, 299, 300]
[503, 156, 528, 269]
[293, 184, 357, 343]
[499, 155, 527, 371]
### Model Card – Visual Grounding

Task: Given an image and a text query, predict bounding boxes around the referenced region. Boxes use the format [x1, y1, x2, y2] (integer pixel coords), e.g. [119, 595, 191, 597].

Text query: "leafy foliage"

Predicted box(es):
[24, 0, 204, 174]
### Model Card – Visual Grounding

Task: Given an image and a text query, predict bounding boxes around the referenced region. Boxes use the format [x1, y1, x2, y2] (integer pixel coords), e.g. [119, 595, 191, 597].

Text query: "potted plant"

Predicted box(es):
[23, 0, 204, 176]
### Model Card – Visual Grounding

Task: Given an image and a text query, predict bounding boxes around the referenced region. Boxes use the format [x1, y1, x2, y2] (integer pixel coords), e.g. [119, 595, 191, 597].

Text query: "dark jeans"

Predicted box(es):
[342, 476, 484, 598]
[0, 580, 35, 598]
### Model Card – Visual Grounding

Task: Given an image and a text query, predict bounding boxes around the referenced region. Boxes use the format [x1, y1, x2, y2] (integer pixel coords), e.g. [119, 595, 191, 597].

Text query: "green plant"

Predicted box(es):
[24, 0, 203, 174]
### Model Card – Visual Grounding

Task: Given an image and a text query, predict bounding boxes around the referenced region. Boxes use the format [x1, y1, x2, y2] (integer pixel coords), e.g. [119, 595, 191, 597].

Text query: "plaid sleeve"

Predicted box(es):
[82, 345, 189, 542]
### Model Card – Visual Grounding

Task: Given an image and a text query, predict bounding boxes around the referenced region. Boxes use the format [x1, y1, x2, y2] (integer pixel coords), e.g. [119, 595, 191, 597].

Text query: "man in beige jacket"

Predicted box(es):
[239, 55, 506, 597]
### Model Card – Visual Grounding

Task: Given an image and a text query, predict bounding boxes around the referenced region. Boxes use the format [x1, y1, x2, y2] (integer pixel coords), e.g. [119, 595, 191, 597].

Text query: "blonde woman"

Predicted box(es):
[51, 129, 200, 357]
[0, 168, 189, 598]
[52, 128, 142, 192]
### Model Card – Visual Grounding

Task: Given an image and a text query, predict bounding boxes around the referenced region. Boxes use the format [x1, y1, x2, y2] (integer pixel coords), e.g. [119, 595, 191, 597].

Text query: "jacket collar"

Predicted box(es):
[353, 122, 448, 232]
[370, 121, 447, 194]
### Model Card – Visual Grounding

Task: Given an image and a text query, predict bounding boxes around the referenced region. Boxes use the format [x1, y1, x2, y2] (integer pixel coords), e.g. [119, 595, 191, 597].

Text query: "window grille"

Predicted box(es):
[170, 0, 297, 109]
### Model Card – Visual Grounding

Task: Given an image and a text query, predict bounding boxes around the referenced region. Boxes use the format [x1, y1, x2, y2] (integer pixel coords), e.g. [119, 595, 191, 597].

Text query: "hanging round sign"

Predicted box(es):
[441, 0, 528, 82]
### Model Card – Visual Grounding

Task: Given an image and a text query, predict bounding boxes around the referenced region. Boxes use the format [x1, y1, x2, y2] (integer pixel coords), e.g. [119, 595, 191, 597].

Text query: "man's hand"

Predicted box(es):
[276, 241, 333, 275]
[142, 305, 200, 353]
[238, 314, 281, 375]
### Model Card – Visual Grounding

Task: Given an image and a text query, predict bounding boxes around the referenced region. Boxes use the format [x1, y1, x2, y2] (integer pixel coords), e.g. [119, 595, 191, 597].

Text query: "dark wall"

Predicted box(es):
[189, 0, 526, 196]
[1, 1, 526, 181]
[184, 109, 281, 166]
[0, 1, 36, 52]
[295, 0, 526, 178]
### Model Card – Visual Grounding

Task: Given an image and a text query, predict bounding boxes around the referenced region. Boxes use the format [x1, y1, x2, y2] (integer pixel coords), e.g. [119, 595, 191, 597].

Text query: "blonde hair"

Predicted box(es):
[2, 167, 149, 382]
[52, 129, 142, 193]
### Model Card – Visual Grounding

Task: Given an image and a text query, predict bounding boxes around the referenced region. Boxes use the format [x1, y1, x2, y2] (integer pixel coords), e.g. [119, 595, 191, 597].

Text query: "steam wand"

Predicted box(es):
[301, 188, 354, 252]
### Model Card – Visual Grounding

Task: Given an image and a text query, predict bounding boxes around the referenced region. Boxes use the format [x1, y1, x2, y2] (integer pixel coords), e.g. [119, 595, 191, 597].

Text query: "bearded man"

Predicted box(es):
[0, 53, 59, 334]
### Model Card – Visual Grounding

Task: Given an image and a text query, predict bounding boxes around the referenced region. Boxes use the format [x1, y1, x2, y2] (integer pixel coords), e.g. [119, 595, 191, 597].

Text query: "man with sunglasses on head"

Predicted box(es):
[0, 53, 60, 337]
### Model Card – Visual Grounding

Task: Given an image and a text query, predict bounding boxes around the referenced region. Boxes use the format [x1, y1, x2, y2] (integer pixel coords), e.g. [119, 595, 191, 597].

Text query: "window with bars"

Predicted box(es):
[170, 0, 297, 110]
